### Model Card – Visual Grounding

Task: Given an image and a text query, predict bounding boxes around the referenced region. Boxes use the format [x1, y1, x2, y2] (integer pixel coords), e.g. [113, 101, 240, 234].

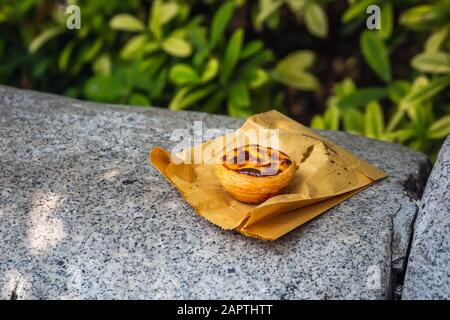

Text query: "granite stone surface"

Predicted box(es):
[402, 136, 450, 300]
[0, 86, 430, 299]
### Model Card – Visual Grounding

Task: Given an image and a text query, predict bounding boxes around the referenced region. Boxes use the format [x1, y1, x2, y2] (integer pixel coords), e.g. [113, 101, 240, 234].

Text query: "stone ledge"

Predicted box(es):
[0, 86, 430, 299]
[402, 136, 450, 300]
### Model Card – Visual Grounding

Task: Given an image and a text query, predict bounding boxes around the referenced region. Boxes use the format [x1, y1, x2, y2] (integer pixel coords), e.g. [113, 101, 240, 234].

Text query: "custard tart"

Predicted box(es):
[215, 144, 297, 204]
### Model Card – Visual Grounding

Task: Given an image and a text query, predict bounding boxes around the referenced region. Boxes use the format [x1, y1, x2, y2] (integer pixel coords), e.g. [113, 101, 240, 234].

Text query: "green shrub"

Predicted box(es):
[311, 0, 450, 160]
[0, 0, 449, 159]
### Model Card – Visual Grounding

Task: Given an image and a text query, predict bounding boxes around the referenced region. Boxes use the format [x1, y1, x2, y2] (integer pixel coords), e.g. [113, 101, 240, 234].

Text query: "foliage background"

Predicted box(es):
[0, 0, 449, 160]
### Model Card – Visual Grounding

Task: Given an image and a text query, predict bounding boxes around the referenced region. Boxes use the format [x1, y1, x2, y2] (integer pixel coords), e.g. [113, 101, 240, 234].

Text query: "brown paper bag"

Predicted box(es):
[150, 110, 387, 240]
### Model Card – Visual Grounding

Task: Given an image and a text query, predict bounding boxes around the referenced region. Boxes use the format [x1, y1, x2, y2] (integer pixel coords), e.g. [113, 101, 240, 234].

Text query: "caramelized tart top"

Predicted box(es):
[221, 144, 292, 177]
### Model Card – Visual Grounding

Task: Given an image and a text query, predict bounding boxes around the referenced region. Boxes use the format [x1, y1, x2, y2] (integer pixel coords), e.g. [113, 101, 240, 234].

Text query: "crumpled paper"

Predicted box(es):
[150, 110, 387, 240]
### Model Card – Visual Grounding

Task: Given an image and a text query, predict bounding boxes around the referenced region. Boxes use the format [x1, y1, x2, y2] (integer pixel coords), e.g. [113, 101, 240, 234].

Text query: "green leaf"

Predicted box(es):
[84, 75, 128, 103]
[304, 3, 328, 38]
[364, 101, 384, 139]
[210, 1, 235, 49]
[167, 28, 187, 40]
[169, 87, 190, 110]
[169, 64, 200, 85]
[148, 68, 168, 99]
[149, 0, 163, 40]
[388, 80, 411, 103]
[140, 55, 166, 77]
[265, 7, 280, 30]
[276, 50, 315, 73]
[169, 85, 216, 110]
[227, 100, 253, 118]
[220, 28, 244, 85]
[63, 87, 79, 98]
[310, 115, 325, 129]
[159, 2, 179, 25]
[411, 51, 450, 74]
[110, 14, 145, 32]
[239, 50, 274, 75]
[273, 51, 316, 90]
[202, 91, 225, 113]
[343, 109, 364, 135]
[378, 2, 393, 39]
[425, 26, 449, 53]
[410, 103, 431, 130]
[128, 93, 151, 106]
[255, 0, 283, 30]
[272, 70, 319, 91]
[386, 109, 405, 133]
[29, 26, 62, 53]
[80, 39, 102, 63]
[229, 80, 250, 107]
[403, 75, 450, 105]
[337, 87, 387, 109]
[427, 115, 450, 139]
[286, 0, 306, 17]
[59, 41, 76, 72]
[249, 68, 270, 89]
[335, 78, 356, 97]
[70, 40, 102, 73]
[131, 68, 153, 92]
[92, 54, 111, 76]
[399, 5, 438, 31]
[178, 4, 190, 22]
[383, 129, 415, 142]
[240, 40, 264, 59]
[121, 35, 148, 60]
[409, 139, 425, 151]
[399, 76, 430, 116]
[342, 0, 380, 23]
[324, 105, 340, 130]
[193, 49, 210, 69]
[144, 42, 160, 54]
[201, 58, 219, 82]
[162, 37, 192, 57]
[360, 31, 391, 82]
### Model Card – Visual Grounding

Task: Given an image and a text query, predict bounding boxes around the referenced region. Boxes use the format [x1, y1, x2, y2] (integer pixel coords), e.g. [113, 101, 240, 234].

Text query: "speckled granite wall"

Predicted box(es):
[0, 86, 431, 299]
[403, 136, 450, 300]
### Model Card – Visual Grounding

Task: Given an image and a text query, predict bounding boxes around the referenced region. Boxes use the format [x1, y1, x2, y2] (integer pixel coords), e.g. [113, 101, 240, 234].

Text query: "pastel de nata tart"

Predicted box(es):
[215, 144, 297, 204]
